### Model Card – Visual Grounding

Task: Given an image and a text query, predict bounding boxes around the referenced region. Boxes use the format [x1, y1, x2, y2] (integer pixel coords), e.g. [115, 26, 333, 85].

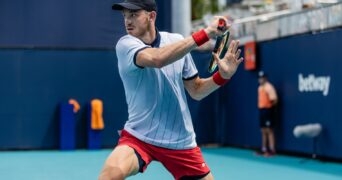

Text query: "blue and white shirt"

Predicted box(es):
[116, 30, 198, 150]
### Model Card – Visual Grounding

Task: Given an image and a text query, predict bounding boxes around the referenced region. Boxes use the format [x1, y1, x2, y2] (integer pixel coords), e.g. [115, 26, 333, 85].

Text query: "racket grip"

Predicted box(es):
[217, 18, 227, 32]
[212, 18, 227, 53]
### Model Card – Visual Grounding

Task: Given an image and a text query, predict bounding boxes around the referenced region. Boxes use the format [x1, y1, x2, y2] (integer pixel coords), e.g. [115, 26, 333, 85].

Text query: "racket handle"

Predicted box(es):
[217, 18, 227, 32]
[212, 18, 227, 53]
[212, 36, 223, 53]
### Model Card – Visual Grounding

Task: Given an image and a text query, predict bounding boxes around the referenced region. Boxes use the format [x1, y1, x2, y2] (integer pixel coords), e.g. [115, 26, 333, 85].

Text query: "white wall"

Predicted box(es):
[171, 0, 192, 36]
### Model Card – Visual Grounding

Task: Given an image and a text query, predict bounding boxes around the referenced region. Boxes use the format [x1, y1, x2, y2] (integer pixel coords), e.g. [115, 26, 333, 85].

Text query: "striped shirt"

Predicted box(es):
[116, 30, 198, 150]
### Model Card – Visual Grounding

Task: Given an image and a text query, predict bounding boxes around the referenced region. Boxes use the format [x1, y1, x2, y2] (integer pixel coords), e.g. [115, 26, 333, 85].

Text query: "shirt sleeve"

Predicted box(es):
[182, 53, 198, 80]
[116, 35, 149, 74]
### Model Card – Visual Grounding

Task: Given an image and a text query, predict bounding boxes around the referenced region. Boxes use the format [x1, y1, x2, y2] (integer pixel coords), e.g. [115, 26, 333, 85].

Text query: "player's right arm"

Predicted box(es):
[136, 17, 228, 68]
[136, 36, 199, 68]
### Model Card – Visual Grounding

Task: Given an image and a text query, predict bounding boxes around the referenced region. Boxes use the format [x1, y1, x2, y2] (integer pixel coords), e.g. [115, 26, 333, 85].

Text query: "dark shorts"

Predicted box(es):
[259, 108, 275, 128]
[117, 130, 211, 180]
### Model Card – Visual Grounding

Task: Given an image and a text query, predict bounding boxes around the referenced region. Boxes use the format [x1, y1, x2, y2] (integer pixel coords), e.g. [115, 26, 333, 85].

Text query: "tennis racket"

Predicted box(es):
[208, 19, 230, 73]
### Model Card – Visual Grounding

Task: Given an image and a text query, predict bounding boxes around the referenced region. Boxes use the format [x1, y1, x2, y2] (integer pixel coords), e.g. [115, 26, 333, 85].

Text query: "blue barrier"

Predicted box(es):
[87, 103, 102, 150]
[59, 103, 75, 150]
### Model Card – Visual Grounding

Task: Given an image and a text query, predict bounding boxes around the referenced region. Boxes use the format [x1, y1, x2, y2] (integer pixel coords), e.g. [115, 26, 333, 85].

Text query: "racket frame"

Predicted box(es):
[208, 30, 230, 73]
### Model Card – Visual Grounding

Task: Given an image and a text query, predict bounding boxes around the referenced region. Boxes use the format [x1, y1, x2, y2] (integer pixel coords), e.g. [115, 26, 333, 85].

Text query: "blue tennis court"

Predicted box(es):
[1, 147, 341, 180]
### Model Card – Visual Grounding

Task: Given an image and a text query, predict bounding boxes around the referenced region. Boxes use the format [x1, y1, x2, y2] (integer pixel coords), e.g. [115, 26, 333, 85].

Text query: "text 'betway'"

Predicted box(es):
[298, 74, 331, 96]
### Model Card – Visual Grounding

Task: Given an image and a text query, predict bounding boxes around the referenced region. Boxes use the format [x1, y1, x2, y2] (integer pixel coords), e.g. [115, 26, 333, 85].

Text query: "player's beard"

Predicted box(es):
[136, 18, 153, 40]
[142, 17, 153, 37]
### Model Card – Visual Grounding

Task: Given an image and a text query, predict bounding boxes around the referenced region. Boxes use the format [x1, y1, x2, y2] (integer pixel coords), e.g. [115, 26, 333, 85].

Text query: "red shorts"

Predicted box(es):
[117, 130, 211, 180]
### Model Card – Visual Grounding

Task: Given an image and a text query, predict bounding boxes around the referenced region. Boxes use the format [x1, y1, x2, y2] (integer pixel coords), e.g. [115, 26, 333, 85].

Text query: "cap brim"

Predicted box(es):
[112, 3, 142, 10]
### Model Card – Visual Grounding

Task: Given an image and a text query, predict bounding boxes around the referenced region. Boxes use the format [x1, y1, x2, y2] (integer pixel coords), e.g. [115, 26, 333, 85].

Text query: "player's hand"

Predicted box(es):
[204, 16, 230, 39]
[212, 40, 243, 79]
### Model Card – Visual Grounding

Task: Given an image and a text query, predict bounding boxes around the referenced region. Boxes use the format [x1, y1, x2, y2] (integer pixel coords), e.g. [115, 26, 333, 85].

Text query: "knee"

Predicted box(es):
[98, 166, 125, 180]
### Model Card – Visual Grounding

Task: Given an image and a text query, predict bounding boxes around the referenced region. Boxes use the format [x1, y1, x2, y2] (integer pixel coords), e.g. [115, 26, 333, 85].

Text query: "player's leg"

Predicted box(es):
[259, 109, 268, 154]
[265, 108, 276, 155]
[99, 130, 153, 180]
[267, 128, 276, 154]
[98, 145, 140, 180]
[154, 146, 212, 180]
[261, 128, 268, 153]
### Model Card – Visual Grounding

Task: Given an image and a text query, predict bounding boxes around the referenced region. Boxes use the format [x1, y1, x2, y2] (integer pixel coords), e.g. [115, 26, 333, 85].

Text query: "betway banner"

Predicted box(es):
[256, 29, 342, 159]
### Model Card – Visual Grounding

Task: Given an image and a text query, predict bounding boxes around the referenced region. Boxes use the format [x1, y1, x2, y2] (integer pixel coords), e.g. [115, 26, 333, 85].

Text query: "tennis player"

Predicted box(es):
[99, 0, 243, 179]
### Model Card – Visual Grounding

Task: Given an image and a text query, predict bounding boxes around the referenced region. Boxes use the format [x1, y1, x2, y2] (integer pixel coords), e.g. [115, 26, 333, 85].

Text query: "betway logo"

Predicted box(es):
[298, 74, 331, 96]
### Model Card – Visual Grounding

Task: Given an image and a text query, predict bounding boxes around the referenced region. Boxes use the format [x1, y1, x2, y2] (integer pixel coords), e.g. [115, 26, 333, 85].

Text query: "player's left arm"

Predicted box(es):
[184, 40, 243, 101]
[184, 76, 219, 101]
